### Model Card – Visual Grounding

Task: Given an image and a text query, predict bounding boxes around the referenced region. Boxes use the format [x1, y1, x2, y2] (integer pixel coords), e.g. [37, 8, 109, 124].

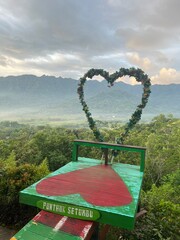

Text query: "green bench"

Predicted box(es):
[11, 210, 98, 240]
[11, 140, 146, 239]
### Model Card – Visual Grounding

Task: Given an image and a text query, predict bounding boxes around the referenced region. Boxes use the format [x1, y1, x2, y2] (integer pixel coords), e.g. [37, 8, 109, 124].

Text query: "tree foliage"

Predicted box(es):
[0, 157, 49, 227]
[0, 115, 179, 239]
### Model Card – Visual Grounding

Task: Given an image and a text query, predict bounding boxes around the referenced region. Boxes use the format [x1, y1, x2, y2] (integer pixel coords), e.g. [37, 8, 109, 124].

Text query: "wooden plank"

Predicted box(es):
[11, 211, 97, 240]
[20, 158, 144, 230]
[74, 140, 146, 151]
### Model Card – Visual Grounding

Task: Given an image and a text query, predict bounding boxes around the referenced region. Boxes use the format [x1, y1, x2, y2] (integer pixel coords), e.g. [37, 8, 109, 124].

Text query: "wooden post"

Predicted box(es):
[72, 143, 79, 161]
[99, 224, 110, 240]
[140, 150, 146, 172]
[104, 148, 109, 165]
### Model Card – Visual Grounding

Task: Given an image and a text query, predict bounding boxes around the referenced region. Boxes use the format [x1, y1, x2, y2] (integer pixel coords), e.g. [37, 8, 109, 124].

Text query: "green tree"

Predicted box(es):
[0, 159, 49, 227]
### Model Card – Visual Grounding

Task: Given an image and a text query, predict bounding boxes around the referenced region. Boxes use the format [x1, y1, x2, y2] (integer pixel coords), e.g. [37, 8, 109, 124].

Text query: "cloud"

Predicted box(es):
[0, 0, 179, 84]
[151, 68, 180, 85]
[126, 52, 151, 71]
[116, 27, 174, 51]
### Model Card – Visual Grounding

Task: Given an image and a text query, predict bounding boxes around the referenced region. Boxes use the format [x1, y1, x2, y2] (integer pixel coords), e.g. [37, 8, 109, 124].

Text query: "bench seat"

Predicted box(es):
[11, 210, 97, 240]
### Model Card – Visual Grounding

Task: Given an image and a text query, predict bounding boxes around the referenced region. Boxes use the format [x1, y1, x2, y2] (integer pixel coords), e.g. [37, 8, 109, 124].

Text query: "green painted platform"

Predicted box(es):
[20, 140, 146, 230]
[11, 210, 96, 240]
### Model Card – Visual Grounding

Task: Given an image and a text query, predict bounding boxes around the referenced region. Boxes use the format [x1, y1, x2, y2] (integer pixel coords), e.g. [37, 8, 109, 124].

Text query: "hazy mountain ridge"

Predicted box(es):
[0, 75, 179, 121]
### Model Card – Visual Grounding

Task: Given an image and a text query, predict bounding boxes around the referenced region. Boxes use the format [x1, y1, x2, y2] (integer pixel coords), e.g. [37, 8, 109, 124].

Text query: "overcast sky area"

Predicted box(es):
[0, 0, 180, 85]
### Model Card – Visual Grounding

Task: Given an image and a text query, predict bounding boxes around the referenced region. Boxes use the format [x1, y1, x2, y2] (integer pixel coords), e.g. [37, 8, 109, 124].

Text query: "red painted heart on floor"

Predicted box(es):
[36, 165, 132, 207]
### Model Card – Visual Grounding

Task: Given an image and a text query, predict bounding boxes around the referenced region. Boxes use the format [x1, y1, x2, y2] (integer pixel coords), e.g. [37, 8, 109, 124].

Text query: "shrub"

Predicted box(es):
[0, 159, 49, 227]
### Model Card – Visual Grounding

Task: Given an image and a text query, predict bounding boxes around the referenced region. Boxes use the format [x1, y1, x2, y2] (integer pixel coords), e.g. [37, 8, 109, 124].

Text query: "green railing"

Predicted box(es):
[72, 140, 146, 172]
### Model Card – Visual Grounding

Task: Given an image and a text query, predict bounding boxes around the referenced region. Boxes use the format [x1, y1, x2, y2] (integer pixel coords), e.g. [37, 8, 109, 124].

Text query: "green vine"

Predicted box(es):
[77, 67, 151, 144]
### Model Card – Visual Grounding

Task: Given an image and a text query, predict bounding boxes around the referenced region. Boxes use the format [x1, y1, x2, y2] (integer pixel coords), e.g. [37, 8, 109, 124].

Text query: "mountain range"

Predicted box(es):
[0, 75, 179, 123]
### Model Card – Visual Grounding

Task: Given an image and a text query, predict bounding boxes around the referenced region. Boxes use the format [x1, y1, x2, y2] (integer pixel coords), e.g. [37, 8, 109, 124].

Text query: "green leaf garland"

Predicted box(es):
[77, 67, 151, 144]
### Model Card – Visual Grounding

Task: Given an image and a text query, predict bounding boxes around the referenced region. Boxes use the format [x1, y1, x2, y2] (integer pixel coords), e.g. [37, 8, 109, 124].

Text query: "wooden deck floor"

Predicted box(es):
[20, 157, 143, 230]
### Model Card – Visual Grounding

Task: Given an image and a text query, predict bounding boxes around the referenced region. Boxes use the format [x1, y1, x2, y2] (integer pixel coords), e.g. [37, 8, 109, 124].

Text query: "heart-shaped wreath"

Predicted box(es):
[77, 67, 151, 144]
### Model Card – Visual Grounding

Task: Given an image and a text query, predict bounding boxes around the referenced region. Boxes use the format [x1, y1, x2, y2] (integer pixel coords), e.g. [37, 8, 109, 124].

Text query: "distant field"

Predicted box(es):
[0, 111, 169, 128]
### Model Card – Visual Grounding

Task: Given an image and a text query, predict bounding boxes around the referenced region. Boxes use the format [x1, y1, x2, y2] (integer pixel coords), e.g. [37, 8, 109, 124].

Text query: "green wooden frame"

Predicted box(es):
[72, 140, 146, 172]
[20, 140, 147, 230]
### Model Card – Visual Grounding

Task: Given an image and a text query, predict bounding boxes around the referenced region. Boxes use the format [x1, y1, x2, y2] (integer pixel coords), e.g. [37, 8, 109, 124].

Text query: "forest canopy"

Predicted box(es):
[0, 114, 179, 239]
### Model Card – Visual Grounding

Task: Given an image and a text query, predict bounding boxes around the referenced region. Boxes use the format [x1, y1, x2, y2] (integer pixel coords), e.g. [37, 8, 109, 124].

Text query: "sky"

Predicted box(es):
[0, 0, 180, 85]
